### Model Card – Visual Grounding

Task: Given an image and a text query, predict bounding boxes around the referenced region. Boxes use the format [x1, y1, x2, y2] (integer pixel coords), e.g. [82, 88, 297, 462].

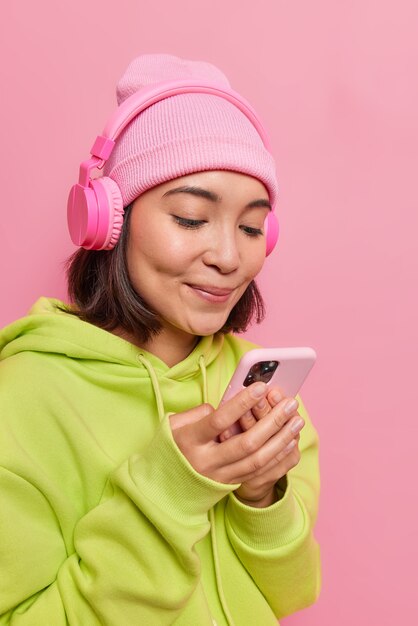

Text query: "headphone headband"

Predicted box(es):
[68, 78, 279, 253]
[78, 79, 273, 187]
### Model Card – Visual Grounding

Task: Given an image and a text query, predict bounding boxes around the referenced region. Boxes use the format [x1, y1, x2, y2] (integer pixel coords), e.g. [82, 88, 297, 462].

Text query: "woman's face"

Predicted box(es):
[126, 170, 271, 340]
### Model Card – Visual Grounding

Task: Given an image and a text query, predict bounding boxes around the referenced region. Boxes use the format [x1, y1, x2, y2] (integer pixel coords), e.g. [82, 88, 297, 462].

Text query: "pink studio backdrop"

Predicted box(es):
[1, 1, 417, 624]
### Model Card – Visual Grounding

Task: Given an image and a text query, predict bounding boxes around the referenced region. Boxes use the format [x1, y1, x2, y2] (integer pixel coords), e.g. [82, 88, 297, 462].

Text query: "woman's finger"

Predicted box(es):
[266, 386, 285, 408]
[219, 386, 292, 442]
[218, 411, 255, 443]
[214, 402, 302, 477]
[234, 437, 302, 487]
[198, 381, 268, 443]
[214, 405, 304, 482]
[219, 394, 275, 442]
[240, 409, 258, 430]
[170, 403, 213, 431]
[239, 433, 301, 479]
[174, 391, 301, 484]
[250, 397, 272, 421]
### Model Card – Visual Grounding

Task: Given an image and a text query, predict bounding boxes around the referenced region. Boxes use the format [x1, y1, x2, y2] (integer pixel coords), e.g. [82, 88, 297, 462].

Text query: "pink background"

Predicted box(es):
[1, 1, 417, 623]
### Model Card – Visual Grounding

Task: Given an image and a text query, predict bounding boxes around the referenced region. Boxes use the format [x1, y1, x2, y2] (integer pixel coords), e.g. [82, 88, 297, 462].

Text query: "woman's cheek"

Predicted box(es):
[248, 248, 266, 279]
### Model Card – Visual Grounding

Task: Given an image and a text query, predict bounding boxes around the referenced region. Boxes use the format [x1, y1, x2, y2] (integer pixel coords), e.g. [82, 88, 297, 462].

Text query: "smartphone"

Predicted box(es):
[220, 347, 316, 435]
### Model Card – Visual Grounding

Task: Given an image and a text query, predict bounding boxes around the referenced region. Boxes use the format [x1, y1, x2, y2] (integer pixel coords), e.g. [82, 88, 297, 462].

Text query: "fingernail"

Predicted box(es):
[284, 439, 297, 453]
[251, 382, 266, 398]
[271, 391, 282, 404]
[290, 418, 304, 434]
[284, 398, 298, 416]
[256, 399, 266, 409]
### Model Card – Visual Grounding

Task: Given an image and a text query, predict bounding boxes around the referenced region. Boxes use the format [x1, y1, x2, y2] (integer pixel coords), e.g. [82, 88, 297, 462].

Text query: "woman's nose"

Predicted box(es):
[202, 229, 240, 274]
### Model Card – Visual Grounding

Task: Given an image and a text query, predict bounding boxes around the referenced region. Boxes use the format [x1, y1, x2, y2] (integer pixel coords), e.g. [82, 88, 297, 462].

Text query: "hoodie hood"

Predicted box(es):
[0, 297, 225, 381]
[0, 296, 255, 436]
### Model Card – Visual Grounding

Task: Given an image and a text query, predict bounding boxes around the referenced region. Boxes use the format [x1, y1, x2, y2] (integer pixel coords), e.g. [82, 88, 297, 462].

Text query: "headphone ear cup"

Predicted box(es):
[265, 212, 279, 256]
[67, 181, 100, 248]
[94, 177, 124, 250]
[67, 178, 124, 250]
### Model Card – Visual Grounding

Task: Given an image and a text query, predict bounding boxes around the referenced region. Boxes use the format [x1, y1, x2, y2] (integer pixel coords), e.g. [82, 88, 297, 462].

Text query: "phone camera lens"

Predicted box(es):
[258, 360, 279, 383]
[243, 373, 255, 386]
[243, 361, 279, 386]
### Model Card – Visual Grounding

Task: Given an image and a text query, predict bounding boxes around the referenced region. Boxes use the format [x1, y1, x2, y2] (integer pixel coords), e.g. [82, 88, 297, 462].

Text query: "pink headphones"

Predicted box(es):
[67, 79, 279, 255]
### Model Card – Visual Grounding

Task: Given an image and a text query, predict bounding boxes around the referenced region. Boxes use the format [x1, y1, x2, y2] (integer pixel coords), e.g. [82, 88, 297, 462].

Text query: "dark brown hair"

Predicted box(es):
[62, 202, 265, 344]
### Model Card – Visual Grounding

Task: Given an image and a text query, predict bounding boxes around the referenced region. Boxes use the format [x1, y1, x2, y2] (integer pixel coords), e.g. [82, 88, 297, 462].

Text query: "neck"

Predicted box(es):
[142, 329, 200, 367]
[111, 325, 200, 367]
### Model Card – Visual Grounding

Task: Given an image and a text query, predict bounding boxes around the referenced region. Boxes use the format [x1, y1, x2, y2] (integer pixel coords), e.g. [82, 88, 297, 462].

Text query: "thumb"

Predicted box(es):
[169, 403, 213, 431]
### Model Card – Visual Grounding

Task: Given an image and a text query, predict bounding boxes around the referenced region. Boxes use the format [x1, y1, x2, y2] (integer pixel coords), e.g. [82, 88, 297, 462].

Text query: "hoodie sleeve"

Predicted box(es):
[224, 394, 321, 619]
[0, 414, 238, 625]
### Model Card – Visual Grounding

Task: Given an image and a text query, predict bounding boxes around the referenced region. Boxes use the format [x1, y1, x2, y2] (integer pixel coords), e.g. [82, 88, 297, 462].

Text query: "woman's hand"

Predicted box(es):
[169, 383, 304, 500]
[232, 389, 303, 507]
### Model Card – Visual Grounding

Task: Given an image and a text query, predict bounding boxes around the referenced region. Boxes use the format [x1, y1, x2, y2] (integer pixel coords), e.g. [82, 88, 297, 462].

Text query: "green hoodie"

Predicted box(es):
[0, 297, 321, 625]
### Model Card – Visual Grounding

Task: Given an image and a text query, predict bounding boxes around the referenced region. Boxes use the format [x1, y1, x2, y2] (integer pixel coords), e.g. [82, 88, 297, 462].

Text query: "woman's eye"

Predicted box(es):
[240, 225, 264, 237]
[172, 215, 206, 229]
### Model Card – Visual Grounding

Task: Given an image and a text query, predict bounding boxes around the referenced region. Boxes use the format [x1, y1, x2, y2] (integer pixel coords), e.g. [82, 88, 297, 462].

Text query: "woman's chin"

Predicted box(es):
[176, 314, 230, 338]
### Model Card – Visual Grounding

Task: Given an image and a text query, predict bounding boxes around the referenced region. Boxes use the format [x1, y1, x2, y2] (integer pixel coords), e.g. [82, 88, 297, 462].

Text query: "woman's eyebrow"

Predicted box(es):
[161, 185, 271, 210]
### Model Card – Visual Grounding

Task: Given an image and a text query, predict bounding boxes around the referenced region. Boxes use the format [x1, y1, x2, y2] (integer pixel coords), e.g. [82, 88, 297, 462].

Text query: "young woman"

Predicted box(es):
[0, 54, 321, 625]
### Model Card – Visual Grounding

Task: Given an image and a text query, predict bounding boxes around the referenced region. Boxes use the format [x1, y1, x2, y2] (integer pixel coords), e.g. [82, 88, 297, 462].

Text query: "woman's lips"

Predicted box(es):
[187, 284, 235, 303]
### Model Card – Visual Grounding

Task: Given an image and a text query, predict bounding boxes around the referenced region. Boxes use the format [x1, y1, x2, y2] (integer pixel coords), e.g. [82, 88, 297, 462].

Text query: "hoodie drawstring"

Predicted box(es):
[137, 351, 234, 626]
[136, 354, 166, 422]
[199, 356, 235, 626]
[198, 354, 209, 405]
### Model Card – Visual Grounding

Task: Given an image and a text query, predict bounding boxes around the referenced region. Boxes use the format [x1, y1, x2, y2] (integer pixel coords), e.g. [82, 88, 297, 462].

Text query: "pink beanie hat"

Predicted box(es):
[103, 53, 279, 208]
